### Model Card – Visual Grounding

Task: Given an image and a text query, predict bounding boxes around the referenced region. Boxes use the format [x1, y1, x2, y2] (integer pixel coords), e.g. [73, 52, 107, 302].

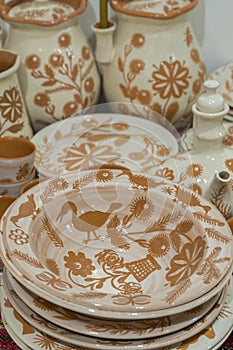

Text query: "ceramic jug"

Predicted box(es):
[0, 49, 33, 138]
[152, 80, 233, 218]
[0, 0, 101, 132]
[93, 0, 206, 130]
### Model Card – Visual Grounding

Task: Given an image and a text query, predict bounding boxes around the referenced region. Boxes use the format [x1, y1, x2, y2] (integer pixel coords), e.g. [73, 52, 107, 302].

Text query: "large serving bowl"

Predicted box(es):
[1, 169, 232, 320]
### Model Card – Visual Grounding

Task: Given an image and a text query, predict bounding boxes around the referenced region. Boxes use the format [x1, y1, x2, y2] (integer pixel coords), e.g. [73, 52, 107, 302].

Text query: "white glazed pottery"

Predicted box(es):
[1, 169, 233, 319]
[92, 0, 206, 130]
[0, 0, 101, 132]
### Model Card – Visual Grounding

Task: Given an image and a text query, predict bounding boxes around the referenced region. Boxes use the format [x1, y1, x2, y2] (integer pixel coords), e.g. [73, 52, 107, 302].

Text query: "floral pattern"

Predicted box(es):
[59, 142, 121, 171]
[112, 25, 206, 125]
[25, 32, 98, 129]
[35, 116, 175, 176]
[0, 87, 25, 136]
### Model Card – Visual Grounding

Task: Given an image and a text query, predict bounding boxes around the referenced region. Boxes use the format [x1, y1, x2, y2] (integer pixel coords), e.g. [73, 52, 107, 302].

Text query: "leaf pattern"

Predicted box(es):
[12, 249, 43, 268]
[42, 215, 64, 248]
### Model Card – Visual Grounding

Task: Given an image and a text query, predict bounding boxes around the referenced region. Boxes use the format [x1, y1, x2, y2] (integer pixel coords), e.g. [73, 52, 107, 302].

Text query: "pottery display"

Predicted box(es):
[0, 0, 101, 132]
[0, 49, 33, 138]
[93, 0, 206, 130]
[152, 80, 233, 219]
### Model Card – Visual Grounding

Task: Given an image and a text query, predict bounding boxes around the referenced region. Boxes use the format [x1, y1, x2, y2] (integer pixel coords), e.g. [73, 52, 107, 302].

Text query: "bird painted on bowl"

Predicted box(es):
[56, 201, 122, 244]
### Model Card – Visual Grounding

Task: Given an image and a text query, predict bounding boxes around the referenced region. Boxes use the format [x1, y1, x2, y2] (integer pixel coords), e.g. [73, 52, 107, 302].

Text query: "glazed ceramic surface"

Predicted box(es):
[95, 0, 206, 129]
[0, 50, 33, 138]
[31, 113, 181, 178]
[1, 0, 100, 132]
[6, 270, 221, 340]
[1, 169, 233, 319]
[0, 136, 36, 183]
[1, 280, 229, 349]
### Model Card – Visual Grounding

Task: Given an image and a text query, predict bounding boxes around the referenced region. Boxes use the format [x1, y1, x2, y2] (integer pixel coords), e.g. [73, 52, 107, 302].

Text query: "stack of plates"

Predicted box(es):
[0, 168, 233, 350]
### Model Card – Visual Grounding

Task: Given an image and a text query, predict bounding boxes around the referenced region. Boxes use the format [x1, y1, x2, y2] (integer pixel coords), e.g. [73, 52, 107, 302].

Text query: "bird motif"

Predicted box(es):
[56, 201, 122, 243]
[116, 168, 163, 192]
[10, 194, 37, 227]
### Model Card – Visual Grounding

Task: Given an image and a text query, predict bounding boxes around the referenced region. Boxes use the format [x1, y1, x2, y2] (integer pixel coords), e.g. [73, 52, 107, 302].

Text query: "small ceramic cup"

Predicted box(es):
[0, 168, 36, 197]
[0, 195, 17, 270]
[0, 136, 36, 183]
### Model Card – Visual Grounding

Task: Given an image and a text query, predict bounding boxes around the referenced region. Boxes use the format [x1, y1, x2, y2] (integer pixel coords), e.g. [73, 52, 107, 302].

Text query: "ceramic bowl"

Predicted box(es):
[0, 195, 17, 270]
[0, 136, 36, 183]
[0, 168, 36, 197]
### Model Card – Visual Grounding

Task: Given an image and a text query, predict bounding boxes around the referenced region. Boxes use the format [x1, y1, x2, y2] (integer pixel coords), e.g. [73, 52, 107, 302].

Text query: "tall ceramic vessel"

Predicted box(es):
[93, 0, 206, 130]
[0, 0, 101, 132]
[0, 50, 33, 138]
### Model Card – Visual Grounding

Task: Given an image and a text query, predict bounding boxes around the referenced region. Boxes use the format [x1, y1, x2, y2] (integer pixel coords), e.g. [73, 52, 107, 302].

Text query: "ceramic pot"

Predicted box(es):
[0, 0, 101, 132]
[92, 0, 206, 130]
[151, 80, 233, 215]
[0, 49, 33, 138]
[205, 170, 233, 219]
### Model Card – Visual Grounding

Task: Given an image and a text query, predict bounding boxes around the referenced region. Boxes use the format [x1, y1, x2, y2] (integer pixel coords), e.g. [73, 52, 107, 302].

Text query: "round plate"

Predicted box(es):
[1, 282, 229, 350]
[31, 113, 181, 177]
[5, 270, 221, 340]
[1, 169, 233, 319]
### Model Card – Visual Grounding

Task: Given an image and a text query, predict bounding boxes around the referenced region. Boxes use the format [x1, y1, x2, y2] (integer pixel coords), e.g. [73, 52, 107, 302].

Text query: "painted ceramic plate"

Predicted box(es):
[5, 270, 221, 340]
[1, 281, 229, 350]
[31, 113, 181, 178]
[1, 169, 233, 319]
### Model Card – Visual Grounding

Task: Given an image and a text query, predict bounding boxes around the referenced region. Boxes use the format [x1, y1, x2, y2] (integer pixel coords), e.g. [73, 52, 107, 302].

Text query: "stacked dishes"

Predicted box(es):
[0, 167, 233, 350]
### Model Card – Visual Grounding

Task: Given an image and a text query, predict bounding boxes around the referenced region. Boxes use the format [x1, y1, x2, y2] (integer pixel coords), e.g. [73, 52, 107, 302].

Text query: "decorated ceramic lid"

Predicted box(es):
[0, 0, 87, 26]
[110, 0, 198, 19]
